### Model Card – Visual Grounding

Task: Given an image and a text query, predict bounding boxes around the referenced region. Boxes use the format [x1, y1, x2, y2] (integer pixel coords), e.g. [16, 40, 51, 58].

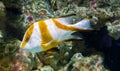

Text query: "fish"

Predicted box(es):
[20, 16, 94, 53]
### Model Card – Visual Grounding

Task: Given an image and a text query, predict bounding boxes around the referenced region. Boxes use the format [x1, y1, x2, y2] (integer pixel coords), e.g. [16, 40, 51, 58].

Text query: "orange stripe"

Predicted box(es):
[38, 20, 53, 43]
[52, 19, 76, 31]
[52, 18, 91, 32]
[38, 20, 66, 51]
[20, 24, 34, 48]
[38, 20, 59, 51]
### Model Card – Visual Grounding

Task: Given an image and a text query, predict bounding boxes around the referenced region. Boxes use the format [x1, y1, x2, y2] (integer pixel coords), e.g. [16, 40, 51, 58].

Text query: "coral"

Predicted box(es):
[22, 0, 53, 22]
[0, 39, 36, 71]
[35, 42, 73, 70]
[70, 53, 108, 71]
[0, 39, 20, 57]
[0, 51, 34, 71]
[106, 20, 120, 39]
[58, 53, 109, 71]
[10, 50, 34, 71]
[58, 42, 72, 63]
[40, 66, 54, 71]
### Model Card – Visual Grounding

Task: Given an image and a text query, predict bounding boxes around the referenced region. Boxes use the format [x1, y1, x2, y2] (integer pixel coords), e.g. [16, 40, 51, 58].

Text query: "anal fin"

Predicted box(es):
[58, 31, 83, 41]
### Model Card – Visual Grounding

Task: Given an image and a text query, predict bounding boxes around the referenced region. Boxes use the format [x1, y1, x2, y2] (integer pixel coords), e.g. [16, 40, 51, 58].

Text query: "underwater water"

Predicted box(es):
[0, 0, 120, 71]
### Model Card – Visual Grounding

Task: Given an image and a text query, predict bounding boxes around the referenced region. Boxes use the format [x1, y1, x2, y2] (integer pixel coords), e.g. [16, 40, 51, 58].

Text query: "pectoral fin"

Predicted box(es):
[58, 31, 83, 41]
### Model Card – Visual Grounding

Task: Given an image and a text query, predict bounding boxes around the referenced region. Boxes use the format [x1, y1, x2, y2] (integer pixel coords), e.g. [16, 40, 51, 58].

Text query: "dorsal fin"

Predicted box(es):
[56, 14, 76, 25]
